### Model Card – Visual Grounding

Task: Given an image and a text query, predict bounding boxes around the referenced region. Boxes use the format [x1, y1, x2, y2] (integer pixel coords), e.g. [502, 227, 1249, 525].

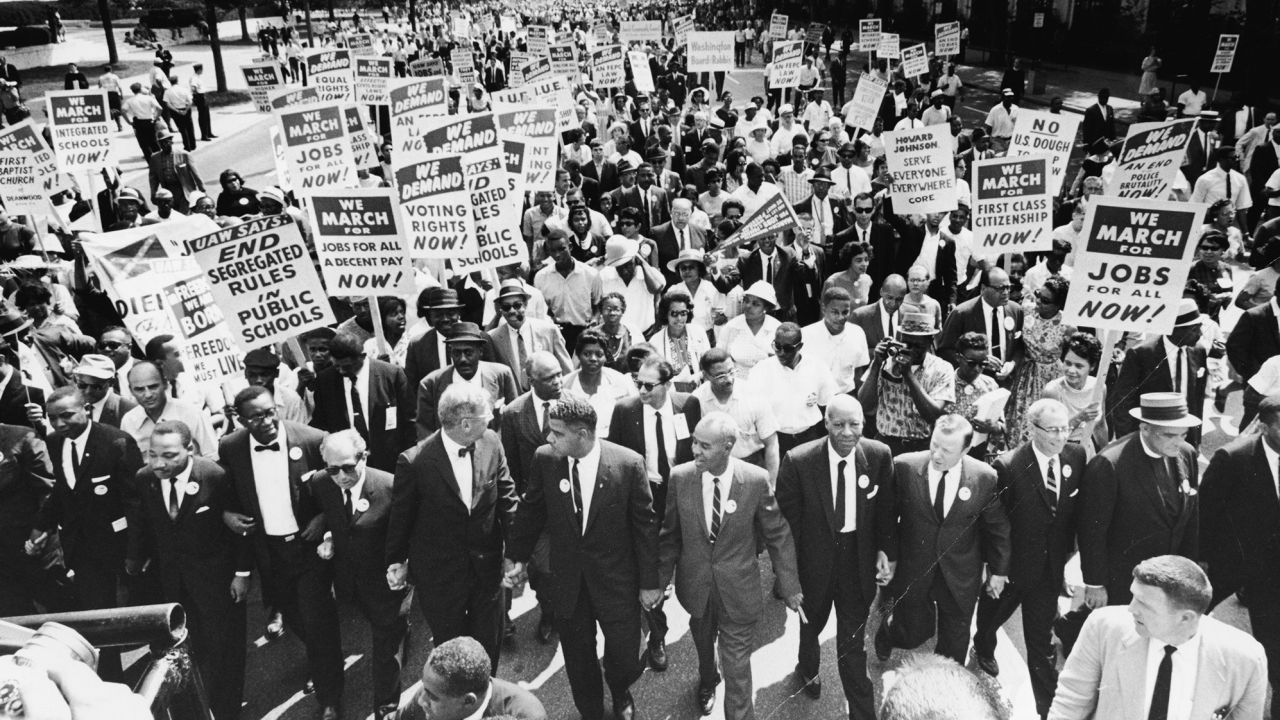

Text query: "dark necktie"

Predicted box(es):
[1147, 645, 1176, 720]
[765, 254, 774, 283]
[343, 488, 353, 517]
[678, 227, 686, 249]
[254, 442, 280, 452]
[570, 459, 584, 530]
[516, 332, 529, 389]
[1225, 169, 1232, 201]
[1152, 456, 1178, 512]
[169, 379, 178, 397]
[1045, 458, 1058, 511]
[349, 381, 369, 440]
[934, 470, 948, 522]
[167, 481, 180, 520]
[655, 411, 670, 481]
[541, 401, 550, 438]
[709, 475, 722, 542]
[458, 445, 474, 458]
[990, 305, 1002, 360]
[70, 442, 81, 484]
[1174, 348, 1184, 396]
[835, 459, 848, 531]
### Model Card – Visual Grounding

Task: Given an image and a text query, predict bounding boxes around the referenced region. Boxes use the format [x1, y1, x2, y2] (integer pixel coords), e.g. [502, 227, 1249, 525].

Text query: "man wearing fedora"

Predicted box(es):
[106, 187, 149, 231]
[73, 354, 137, 429]
[309, 333, 414, 474]
[407, 287, 482, 393]
[147, 123, 203, 213]
[1079, 392, 1200, 612]
[650, 199, 706, 286]
[488, 280, 573, 394]
[737, 231, 798, 320]
[416, 322, 518, 438]
[857, 311, 956, 457]
[795, 168, 851, 258]
[1109, 298, 1209, 446]
[598, 235, 666, 338]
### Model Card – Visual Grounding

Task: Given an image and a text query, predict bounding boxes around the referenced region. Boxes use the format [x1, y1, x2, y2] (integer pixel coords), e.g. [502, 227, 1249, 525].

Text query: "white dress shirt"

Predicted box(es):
[61, 426, 91, 490]
[833, 163, 872, 197]
[572, 442, 602, 533]
[1142, 632, 1201, 720]
[161, 459, 194, 516]
[982, 299, 1008, 361]
[441, 431, 475, 514]
[249, 427, 300, 536]
[1263, 439, 1280, 499]
[927, 461, 962, 518]
[802, 320, 870, 393]
[879, 301, 898, 340]
[827, 443, 856, 532]
[641, 396, 678, 482]
[341, 363, 371, 430]
[702, 460, 734, 534]
[1161, 337, 1191, 397]
[341, 471, 367, 518]
[913, 228, 942, 277]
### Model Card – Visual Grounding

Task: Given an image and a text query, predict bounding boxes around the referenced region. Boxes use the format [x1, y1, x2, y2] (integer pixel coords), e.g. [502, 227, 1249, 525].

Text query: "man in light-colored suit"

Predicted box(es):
[488, 280, 572, 393]
[1049, 555, 1267, 720]
[659, 412, 803, 718]
[416, 323, 519, 438]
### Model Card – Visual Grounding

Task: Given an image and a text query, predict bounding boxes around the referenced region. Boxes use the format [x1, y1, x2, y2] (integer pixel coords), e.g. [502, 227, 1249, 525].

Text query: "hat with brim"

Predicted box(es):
[809, 167, 835, 184]
[742, 280, 778, 309]
[1172, 297, 1201, 327]
[444, 321, 488, 344]
[423, 286, 464, 310]
[258, 186, 286, 206]
[495, 278, 531, 301]
[616, 159, 637, 175]
[603, 236, 640, 267]
[897, 311, 939, 336]
[0, 307, 31, 337]
[117, 187, 145, 206]
[1129, 392, 1201, 428]
[73, 353, 116, 380]
[243, 347, 280, 368]
[666, 248, 708, 273]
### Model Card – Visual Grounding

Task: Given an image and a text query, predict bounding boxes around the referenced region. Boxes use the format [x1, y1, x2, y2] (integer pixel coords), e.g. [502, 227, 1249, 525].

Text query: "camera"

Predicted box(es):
[883, 339, 907, 357]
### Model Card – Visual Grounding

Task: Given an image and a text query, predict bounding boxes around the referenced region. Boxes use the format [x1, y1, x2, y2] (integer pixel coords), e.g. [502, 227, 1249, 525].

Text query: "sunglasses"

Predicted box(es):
[773, 341, 801, 353]
[854, 207, 874, 214]
[499, 302, 525, 311]
[100, 341, 126, 350]
[618, 220, 637, 226]
[634, 379, 666, 391]
[668, 310, 690, 318]
[325, 462, 362, 476]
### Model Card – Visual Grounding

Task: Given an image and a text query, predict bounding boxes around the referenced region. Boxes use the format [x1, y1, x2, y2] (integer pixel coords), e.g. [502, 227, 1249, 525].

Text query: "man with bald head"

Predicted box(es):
[120, 360, 219, 459]
[650, 198, 707, 284]
[851, 274, 907, 349]
[775, 396, 897, 718]
[658, 412, 802, 718]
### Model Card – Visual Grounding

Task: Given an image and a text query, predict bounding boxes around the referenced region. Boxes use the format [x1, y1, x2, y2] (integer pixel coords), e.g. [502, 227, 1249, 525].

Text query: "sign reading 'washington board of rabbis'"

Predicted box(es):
[686, 32, 735, 72]
[308, 187, 415, 296]
[1063, 198, 1206, 335]
[970, 155, 1053, 259]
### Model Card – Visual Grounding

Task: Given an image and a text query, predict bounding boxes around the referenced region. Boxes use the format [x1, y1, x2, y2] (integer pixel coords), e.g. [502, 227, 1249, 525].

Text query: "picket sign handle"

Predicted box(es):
[285, 337, 307, 369]
[369, 294, 390, 359]
[1076, 328, 1120, 444]
[1211, 72, 1222, 103]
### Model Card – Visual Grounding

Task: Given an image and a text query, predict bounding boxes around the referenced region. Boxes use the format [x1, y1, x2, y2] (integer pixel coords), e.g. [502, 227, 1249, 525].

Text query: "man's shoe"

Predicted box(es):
[795, 666, 821, 698]
[612, 691, 636, 720]
[647, 639, 668, 671]
[697, 681, 718, 715]
[318, 705, 339, 720]
[973, 650, 999, 677]
[1214, 386, 1230, 413]
[536, 612, 555, 644]
[874, 622, 893, 661]
[265, 612, 285, 640]
[504, 616, 517, 644]
[376, 704, 398, 720]
[303, 679, 315, 695]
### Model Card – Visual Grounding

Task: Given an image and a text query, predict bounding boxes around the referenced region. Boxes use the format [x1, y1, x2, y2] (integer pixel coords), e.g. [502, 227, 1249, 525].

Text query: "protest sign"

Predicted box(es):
[1211, 34, 1239, 73]
[592, 19, 611, 43]
[269, 126, 291, 193]
[1106, 119, 1195, 199]
[451, 15, 470, 39]
[451, 47, 476, 86]
[521, 56, 553, 84]
[521, 76, 578, 133]
[935, 22, 960, 56]
[1007, 110, 1081, 195]
[629, 51, 655, 92]
[686, 32, 735, 72]
[859, 19, 882, 51]
[620, 20, 663, 44]
[412, 111, 500, 159]
[308, 188, 414, 295]
[770, 12, 789, 40]
[1062, 197, 1206, 334]
[45, 90, 113, 175]
[506, 52, 530, 88]
[277, 102, 354, 194]
[877, 32, 900, 59]
[591, 45, 626, 88]
[495, 105, 558, 139]
[970, 155, 1053, 259]
[712, 193, 802, 256]
[0, 120, 57, 214]
[458, 148, 528, 272]
[843, 72, 889, 132]
[347, 32, 374, 56]
[884, 124, 957, 214]
[242, 61, 284, 113]
[344, 106, 378, 169]
[304, 49, 353, 103]
[163, 277, 243, 387]
[394, 154, 477, 260]
[186, 215, 335, 350]
[500, 14, 517, 33]
[549, 43, 579, 80]
[501, 137, 527, 213]
[673, 14, 695, 47]
[771, 41, 804, 88]
[805, 23, 825, 46]
[528, 25, 551, 55]
[408, 56, 444, 78]
[389, 77, 448, 154]
[269, 86, 319, 111]
[901, 43, 929, 77]
[494, 103, 559, 191]
[353, 57, 392, 105]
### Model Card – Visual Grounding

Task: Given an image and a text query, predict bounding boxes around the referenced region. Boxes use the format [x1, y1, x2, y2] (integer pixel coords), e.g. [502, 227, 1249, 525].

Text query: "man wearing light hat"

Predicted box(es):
[983, 89, 1019, 155]
[922, 90, 952, 126]
[1109, 298, 1208, 446]
[1077, 392, 1199, 610]
[488, 279, 573, 393]
[147, 123, 202, 214]
[599, 235, 665, 337]
[73, 354, 137, 429]
[770, 104, 802, 159]
[857, 310, 956, 457]
[1183, 109, 1221, 184]
[143, 187, 180, 223]
[107, 187, 148, 231]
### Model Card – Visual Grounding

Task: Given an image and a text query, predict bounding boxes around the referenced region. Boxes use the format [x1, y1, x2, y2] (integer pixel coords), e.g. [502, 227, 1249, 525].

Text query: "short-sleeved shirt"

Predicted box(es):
[534, 260, 603, 327]
[984, 103, 1019, 137]
[876, 352, 956, 439]
[748, 355, 838, 433]
[121, 397, 219, 459]
[801, 321, 870, 393]
[692, 383, 779, 458]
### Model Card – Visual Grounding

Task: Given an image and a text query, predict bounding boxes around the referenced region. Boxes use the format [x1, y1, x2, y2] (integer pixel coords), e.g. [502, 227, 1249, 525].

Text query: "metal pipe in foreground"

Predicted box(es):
[3, 603, 187, 649]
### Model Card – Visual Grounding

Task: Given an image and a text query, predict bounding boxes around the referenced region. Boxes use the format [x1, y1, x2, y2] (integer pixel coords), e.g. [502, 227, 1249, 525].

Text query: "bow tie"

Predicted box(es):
[458, 445, 475, 457]
[254, 443, 280, 452]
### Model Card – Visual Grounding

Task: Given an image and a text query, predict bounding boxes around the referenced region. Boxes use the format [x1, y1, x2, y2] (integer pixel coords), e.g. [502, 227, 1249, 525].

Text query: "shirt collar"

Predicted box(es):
[70, 424, 91, 445]
[440, 430, 470, 457]
[702, 458, 734, 483]
[172, 458, 194, 485]
[344, 469, 367, 504]
[929, 460, 963, 478]
[1031, 443, 1057, 469]
[1148, 629, 1201, 659]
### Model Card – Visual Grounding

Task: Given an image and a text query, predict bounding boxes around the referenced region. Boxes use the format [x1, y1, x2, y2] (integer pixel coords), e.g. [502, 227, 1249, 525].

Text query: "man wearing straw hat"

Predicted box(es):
[857, 310, 956, 457]
[1078, 392, 1200, 612]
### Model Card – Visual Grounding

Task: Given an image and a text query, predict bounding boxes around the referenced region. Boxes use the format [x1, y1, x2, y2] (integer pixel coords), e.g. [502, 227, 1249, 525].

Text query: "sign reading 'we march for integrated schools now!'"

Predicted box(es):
[45, 90, 114, 174]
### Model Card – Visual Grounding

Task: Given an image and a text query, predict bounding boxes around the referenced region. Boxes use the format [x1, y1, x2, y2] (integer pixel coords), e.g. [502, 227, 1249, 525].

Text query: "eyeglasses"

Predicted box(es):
[618, 220, 637, 226]
[707, 371, 734, 382]
[773, 341, 801, 353]
[1035, 294, 1056, 304]
[240, 408, 278, 424]
[100, 341, 126, 350]
[634, 379, 667, 391]
[854, 207, 874, 214]
[499, 302, 525, 312]
[1033, 423, 1071, 435]
[325, 461, 362, 475]
[668, 310, 690, 318]
[986, 284, 1012, 293]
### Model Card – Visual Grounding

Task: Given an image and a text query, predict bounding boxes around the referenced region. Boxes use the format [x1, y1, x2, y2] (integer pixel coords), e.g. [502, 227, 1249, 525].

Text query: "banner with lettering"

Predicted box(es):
[591, 45, 626, 88]
[1007, 110, 1082, 196]
[0, 120, 58, 214]
[1106, 119, 1196, 200]
[389, 77, 449, 154]
[686, 31, 735, 72]
[277, 102, 354, 194]
[242, 61, 284, 113]
[394, 154, 477, 261]
[843, 72, 888, 132]
[304, 49, 353, 103]
[353, 57, 393, 105]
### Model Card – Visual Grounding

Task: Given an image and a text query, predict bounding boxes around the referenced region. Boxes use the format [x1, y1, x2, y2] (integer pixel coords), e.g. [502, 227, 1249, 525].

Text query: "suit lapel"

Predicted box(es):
[1188, 624, 1229, 720]
[814, 445, 838, 533]
[1117, 633, 1151, 720]
[692, 469, 710, 539]
[469, 443, 486, 509]
[430, 437, 466, 509]
[582, 455, 609, 535]
[1024, 446, 1056, 514]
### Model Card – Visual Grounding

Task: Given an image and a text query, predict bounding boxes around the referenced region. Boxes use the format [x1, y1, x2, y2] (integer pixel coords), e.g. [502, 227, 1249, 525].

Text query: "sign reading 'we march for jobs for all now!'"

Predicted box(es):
[308, 187, 415, 296]
[1063, 197, 1206, 335]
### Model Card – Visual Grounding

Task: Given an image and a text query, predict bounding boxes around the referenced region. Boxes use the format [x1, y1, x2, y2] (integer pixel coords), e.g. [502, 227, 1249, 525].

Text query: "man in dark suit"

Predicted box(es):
[1182, 111, 1220, 185]
[1080, 89, 1117, 149]
[650, 200, 707, 285]
[73, 354, 137, 429]
[737, 233, 799, 319]
[0, 339, 44, 429]
[1246, 125, 1280, 228]
[971, 399, 1084, 718]
[839, 194, 899, 297]
[628, 100, 658, 150]
[776, 396, 897, 719]
[581, 140, 620, 195]
[633, 163, 671, 236]
[660, 412, 803, 718]
[607, 356, 698, 671]
[0, 421, 66, 616]
[129, 420, 247, 720]
[1200, 393, 1280, 719]
[875, 414, 1011, 665]
[309, 332, 413, 472]
[936, 267, 1025, 384]
[849, 274, 906, 352]
[416, 323, 519, 438]
[28, 386, 143, 681]
[795, 169, 852, 256]
[220, 386, 344, 719]
[0, 305, 95, 390]
[1079, 392, 1199, 610]
[680, 113, 721, 167]
[1226, 283, 1280, 427]
[394, 637, 547, 720]
[881, 197, 958, 312]
[508, 395, 661, 720]
[564, 158, 601, 211]
[405, 287, 493, 394]
[388, 383, 518, 672]
[488, 281, 572, 393]
[1108, 299, 1209, 445]
[313, 429, 409, 718]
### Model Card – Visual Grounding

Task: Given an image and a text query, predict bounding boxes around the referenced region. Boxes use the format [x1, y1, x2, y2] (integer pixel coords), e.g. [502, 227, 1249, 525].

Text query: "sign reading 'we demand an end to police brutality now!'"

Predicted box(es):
[1063, 198, 1206, 335]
